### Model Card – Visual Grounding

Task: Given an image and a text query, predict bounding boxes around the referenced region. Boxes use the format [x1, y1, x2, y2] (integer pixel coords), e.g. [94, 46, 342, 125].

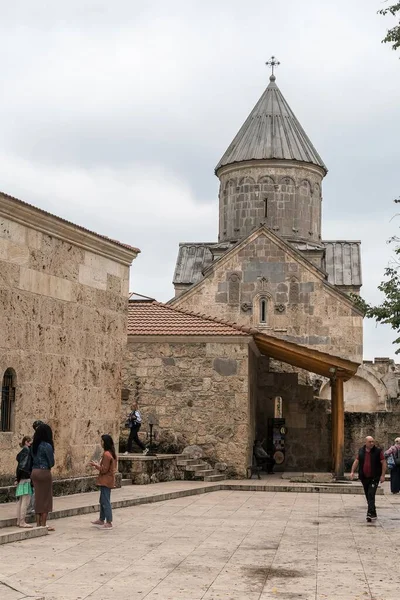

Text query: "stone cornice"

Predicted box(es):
[0, 191, 140, 266]
[216, 159, 326, 180]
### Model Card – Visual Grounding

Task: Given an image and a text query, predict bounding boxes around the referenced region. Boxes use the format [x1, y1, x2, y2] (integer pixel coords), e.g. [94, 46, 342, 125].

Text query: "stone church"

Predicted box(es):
[171, 71, 363, 354]
[124, 70, 379, 476]
[124, 69, 400, 476]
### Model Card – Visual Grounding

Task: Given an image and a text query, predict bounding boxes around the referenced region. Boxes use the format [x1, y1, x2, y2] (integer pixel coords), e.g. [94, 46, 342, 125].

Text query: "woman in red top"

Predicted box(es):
[89, 434, 117, 530]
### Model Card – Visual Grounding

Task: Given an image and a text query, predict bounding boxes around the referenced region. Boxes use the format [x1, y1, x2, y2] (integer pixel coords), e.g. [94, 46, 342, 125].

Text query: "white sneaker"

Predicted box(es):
[143, 448, 149, 455]
[123, 451, 128, 455]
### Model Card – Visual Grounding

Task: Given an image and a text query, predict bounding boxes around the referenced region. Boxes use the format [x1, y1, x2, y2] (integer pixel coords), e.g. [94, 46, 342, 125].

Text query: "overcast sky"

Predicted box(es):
[0, 0, 399, 360]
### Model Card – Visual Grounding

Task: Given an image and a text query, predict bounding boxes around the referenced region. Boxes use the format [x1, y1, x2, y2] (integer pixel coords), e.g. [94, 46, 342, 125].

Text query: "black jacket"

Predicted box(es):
[16, 447, 32, 482]
[358, 445, 383, 480]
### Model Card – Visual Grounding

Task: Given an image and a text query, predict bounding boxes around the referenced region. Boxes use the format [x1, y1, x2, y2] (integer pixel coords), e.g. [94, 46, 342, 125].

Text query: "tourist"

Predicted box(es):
[124, 401, 148, 455]
[350, 436, 386, 522]
[31, 423, 55, 531]
[253, 440, 275, 474]
[15, 436, 33, 528]
[27, 420, 45, 516]
[89, 434, 117, 530]
[384, 437, 400, 494]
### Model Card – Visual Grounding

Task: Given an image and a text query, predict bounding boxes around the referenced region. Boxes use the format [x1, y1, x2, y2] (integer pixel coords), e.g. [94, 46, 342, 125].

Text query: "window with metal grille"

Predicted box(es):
[1, 369, 16, 432]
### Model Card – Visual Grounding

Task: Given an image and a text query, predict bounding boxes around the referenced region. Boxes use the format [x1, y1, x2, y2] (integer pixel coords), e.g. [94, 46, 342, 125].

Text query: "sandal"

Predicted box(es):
[91, 519, 104, 525]
[18, 523, 33, 529]
[47, 526, 55, 531]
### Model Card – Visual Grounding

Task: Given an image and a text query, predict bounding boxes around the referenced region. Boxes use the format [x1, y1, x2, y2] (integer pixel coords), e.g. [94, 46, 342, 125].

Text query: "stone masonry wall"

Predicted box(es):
[0, 213, 131, 483]
[218, 162, 324, 244]
[172, 230, 363, 362]
[257, 358, 331, 471]
[344, 403, 400, 471]
[122, 338, 253, 477]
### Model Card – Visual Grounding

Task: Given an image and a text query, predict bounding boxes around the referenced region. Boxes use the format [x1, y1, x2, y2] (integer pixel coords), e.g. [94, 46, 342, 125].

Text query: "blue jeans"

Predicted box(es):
[99, 486, 112, 523]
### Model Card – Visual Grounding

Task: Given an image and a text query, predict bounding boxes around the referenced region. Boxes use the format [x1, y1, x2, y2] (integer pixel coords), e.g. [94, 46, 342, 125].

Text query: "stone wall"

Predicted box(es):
[217, 161, 324, 244]
[119, 456, 184, 485]
[344, 403, 400, 470]
[257, 359, 331, 471]
[172, 229, 363, 362]
[0, 197, 135, 483]
[122, 337, 253, 477]
[319, 358, 400, 412]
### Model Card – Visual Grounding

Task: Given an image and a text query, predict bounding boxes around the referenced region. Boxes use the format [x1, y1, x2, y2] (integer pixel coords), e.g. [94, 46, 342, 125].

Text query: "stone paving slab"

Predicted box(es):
[0, 577, 44, 599]
[1, 488, 400, 600]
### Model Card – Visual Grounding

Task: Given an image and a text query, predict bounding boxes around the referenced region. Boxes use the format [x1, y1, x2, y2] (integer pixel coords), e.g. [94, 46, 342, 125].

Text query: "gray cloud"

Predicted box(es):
[0, 0, 399, 358]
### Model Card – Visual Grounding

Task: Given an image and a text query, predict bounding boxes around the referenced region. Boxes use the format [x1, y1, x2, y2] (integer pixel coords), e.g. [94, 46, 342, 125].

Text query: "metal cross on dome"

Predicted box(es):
[266, 56, 280, 76]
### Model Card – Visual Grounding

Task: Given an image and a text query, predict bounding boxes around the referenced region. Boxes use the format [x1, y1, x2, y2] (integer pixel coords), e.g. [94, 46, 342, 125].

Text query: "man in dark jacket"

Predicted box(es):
[350, 436, 386, 522]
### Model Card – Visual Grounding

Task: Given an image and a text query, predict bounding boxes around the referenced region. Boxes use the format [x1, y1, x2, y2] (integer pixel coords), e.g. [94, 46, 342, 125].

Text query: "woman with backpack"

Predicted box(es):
[384, 437, 400, 494]
[15, 436, 33, 528]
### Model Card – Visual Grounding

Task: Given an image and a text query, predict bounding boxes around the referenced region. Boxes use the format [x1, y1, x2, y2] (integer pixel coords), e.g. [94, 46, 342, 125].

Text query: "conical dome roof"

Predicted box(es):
[215, 75, 327, 173]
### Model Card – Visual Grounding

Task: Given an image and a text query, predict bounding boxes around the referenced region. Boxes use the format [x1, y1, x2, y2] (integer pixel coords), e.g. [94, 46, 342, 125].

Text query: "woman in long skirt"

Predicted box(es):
[31, 424, 55, 530]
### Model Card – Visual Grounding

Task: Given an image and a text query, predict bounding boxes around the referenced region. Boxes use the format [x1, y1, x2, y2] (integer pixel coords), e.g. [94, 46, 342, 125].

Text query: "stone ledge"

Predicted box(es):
[225, 483, 383, 495]
[0, 485, 222, 532]
[0, 474, 122, 504]
[0, 525, 48, 545]
[118, 454, 182, 461]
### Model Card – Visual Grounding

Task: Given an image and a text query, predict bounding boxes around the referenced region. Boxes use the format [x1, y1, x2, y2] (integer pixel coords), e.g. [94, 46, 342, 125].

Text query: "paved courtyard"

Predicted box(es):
[1, 489, 400, 600]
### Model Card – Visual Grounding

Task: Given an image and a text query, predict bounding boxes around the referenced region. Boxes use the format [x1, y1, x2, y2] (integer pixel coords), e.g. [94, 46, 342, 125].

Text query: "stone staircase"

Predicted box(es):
[176, 457, 225, 482]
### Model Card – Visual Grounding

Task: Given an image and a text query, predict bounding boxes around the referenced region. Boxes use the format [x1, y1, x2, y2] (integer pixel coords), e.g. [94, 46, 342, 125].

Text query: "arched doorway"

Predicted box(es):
[1, 368, 16, 432]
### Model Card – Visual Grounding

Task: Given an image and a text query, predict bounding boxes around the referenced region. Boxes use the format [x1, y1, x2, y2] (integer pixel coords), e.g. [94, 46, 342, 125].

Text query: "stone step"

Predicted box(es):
[204, 474, 226, 482]
[176, 458, 202, 467]
[185, 463, 208, 472]
[194, 470, 217, 478]
[121, 479, 132, 486]
[0, 525, 48, 545]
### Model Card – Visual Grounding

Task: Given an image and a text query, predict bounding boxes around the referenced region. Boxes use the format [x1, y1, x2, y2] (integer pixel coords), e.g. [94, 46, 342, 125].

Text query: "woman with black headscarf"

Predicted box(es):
[31, 423, 55, 530]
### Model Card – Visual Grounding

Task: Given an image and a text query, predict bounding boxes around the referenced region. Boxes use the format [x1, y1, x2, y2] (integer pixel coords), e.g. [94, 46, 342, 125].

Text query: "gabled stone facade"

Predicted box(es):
[171, 227, 363, 362]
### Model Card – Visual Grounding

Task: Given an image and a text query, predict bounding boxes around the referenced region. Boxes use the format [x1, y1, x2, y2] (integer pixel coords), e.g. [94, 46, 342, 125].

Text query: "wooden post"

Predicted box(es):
[331, 378, 337, 472]
[333, 376, 345, 479]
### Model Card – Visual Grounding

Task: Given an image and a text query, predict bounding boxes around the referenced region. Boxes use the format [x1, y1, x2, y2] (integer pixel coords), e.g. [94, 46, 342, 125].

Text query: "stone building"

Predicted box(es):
[169, 72, 365, 472]
[123, 299, 358, 476]
[0, 191, 138, 484]
[123, 70, 400, 475]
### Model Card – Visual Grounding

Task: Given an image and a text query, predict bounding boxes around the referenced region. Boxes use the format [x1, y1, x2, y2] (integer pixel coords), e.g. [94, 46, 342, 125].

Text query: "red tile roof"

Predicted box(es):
[127, 301, 252, 336]
[0, 190, 140, 253]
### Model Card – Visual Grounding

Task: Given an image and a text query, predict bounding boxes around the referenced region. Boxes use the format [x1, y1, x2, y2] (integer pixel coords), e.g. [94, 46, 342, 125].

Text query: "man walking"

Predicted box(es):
[124, 402, 148, 455]
[350, 436, 386, 522]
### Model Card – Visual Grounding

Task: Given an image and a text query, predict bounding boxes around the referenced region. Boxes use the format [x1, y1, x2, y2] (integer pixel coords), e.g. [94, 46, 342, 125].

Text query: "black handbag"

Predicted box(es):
[19, 447, 33, 473]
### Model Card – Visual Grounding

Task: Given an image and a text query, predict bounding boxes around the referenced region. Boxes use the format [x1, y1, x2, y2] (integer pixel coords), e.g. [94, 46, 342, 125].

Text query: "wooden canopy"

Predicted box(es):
[253, 331, 360, 479]
[253, 332, 359, 381]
